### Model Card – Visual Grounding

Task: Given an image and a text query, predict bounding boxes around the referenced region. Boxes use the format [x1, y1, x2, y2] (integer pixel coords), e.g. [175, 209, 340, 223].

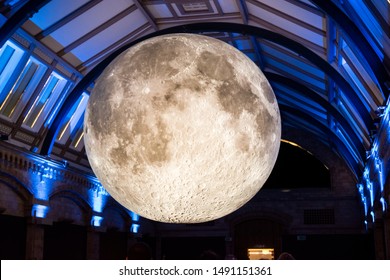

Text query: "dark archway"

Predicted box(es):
[233, 218, 284, 260]
[263, 140, 331, 190]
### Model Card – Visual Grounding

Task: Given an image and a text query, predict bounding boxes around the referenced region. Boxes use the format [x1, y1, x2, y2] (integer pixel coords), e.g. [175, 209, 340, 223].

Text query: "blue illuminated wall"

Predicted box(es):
[0, 143, 141, 235]
[357, 99, 390, 228]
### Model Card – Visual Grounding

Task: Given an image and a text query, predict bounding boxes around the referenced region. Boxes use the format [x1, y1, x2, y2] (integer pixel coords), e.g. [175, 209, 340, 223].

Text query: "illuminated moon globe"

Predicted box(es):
[84, 33, 281, 223]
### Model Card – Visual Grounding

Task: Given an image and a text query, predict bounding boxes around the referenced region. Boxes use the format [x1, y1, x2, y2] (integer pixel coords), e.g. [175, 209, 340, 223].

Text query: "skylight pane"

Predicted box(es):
[0, 57, 47, 119]
[23, 72, 68, 131]
[339, 60, 377, 122]
[336, 126, 362, 164]
[266, 57, 326, 92]
[341, 40, 384, 106]
[0, 46, 15, 75]
[1, 62, 38, 117]
[56, 92, 89, 144]
[337, 90, 369, 145]
[70, 126, 84, 151]
[0, 41, 25, 96]
[339, 102, 370, 149]
[348, 0, 384, 56]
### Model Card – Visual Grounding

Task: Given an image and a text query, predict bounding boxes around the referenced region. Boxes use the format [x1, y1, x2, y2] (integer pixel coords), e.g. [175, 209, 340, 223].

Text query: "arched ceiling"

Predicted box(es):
[0, 0, 389, 181]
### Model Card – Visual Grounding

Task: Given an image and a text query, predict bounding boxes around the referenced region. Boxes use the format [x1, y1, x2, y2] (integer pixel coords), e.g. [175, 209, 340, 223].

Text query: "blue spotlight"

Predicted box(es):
[31, 204, 49, 218]
[130, 224, 140, 234]
[91, 215, 103, 227]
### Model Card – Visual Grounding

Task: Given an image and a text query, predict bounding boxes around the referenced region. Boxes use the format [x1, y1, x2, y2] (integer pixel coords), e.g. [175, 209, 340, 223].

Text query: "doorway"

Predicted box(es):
[234, 218, 283, 260]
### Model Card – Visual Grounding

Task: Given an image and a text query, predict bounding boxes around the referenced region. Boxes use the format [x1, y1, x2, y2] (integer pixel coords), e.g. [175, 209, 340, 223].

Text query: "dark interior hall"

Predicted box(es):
[0, 0, 389, 260]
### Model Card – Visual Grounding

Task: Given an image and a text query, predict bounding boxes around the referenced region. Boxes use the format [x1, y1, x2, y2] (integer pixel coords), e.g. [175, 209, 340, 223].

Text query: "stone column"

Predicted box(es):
[25, 200, 50, 260]
[225, 235, 235, 259]
[25, 218, 45, 259]
[373, 214, 386, 259]
[86, 227, 101, 259]
[384, 216, 390, 259]
[155, 235, 162, 260]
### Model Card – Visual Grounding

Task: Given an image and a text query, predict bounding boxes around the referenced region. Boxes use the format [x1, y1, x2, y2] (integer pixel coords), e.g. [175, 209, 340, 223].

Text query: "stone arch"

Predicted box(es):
[262, 139, 331, 191]
[102, 198, 131, 232]
[227, 206, 293, 260]
[282, 128, 342, 172]
[0, 171, 32, 216]
[228, 205, 293, 231]
[282, 127, 357, 194]
[48, 189, 91, 226]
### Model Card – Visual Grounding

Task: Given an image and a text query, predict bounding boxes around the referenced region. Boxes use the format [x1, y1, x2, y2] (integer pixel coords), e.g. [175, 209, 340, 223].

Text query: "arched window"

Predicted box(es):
[263, 140, 330, 190]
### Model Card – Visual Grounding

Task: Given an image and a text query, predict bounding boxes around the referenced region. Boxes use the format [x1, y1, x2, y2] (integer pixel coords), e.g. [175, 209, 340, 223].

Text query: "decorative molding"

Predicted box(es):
[0, 141, 103, 194]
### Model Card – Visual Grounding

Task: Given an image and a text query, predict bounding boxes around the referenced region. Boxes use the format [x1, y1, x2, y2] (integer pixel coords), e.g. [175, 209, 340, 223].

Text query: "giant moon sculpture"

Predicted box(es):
[84, 33, 281, 223]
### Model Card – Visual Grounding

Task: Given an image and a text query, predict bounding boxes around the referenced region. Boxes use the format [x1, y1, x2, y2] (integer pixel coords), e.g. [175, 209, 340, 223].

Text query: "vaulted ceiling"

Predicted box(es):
[0, 0, 389, 181]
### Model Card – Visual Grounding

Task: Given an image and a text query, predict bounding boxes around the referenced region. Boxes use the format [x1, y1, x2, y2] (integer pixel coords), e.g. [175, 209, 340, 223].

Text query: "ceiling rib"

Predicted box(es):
[266, 64, 325, 97]
[284, 0, 322, 16]
[279, 104, 361, 176]
[133, 0, 159, 31]
[56, 5, 138, 57]
[362, 0, 390, 38]
[235, 0, 249, 24]
[13, 59, 58, 128]
[250, 36, 264, 69]
[34, 0, 104, 40]
[325, 16, 337, 64]
[0, 0, 50, 47]
[310, 0, 390, 99]
[266, 71, 365, 162]
[260, 39, 322, 71]
[340, 48, 383, 106]
[212, 0, 224, 15]
[166, 2, 179, 18]
[264, 50, 325, 85]
[247, 0, 325, 36]
[76, 23, 153, 73]
[248, 14, 325, 56]
[14, 28, 83, 79]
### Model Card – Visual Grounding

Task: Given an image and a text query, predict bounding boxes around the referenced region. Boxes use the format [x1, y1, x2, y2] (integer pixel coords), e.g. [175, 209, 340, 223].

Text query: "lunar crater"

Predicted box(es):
[197, 51, 235, 81]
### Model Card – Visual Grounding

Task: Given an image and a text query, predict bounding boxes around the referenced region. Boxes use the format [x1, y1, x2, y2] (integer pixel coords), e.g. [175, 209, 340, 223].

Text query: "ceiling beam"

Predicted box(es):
[310, 0, 390, 99]
[248, 13, 325, 56]
[247, 0, 325, 36]
[266, 71, 365, 165]
[34, 0, 104, 40]
[76, 23, 152, 73]
[279, 104, 362, 177]
[212, 0, 224, 16]
[250, 36, 265, 70]
[57, 5, 137, 57]
[235, 0, 248, 24]
[133, 0, 158, 31]
[0, 0, 50, 48]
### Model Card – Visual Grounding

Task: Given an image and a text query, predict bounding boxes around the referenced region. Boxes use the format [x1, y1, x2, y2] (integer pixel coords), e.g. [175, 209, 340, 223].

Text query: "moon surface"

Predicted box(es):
[84, 33, 281, 223]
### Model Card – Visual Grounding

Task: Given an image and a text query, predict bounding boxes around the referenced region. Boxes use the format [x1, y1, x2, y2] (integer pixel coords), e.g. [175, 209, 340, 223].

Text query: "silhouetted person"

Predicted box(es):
[127, 242, 152, 260]
[199, 249, 220, 260]
[277, 252, 295, 260]
[225, 254, 237, 260]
